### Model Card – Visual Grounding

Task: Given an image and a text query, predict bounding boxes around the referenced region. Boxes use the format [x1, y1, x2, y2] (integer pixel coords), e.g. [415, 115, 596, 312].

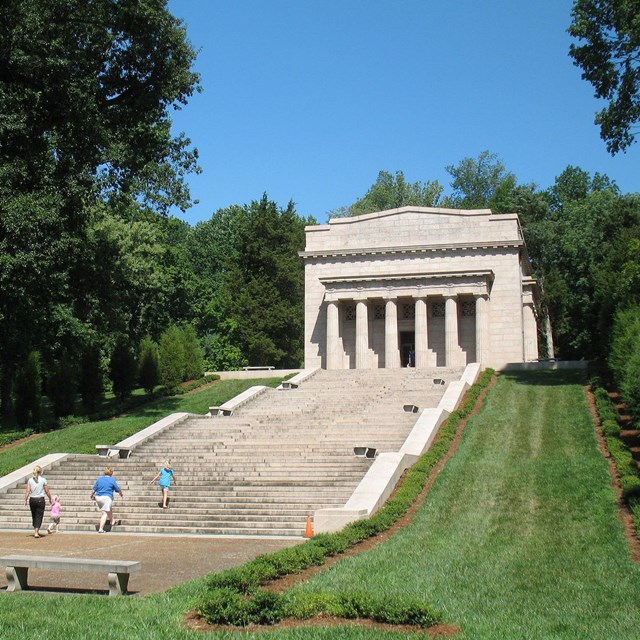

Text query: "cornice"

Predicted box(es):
[299, 239, 523, 259]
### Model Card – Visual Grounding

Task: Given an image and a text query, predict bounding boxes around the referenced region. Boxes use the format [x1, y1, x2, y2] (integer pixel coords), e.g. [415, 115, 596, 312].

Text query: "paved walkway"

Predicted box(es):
[0, 529, 301, 596]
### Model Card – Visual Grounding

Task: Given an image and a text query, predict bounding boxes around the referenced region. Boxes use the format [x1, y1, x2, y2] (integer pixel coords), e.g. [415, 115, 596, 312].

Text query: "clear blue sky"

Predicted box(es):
[168, 0, 638, 226]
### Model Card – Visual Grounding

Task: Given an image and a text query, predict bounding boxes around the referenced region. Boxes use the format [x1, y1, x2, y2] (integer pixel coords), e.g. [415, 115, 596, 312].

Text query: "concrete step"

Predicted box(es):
[0, 367, 462, 536]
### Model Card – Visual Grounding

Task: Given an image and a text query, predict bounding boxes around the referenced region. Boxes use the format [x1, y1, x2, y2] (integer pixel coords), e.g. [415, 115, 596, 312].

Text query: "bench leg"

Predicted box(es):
[5, 566, 29, 592]
[108, 572, 130, 596]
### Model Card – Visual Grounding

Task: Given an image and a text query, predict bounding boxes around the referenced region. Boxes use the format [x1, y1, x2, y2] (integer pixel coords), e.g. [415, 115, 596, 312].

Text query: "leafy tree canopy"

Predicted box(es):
[329, 170, 443, 218]
[569, 0, 640, 154]
[216, 195, 311, 368]
[0, 0, 201, 415]
[0, 0, 201, 209]
[443, 150, 517, 210]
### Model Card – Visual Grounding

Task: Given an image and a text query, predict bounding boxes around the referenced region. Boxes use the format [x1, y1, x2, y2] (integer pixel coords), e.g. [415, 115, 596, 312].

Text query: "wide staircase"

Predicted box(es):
[0, 367, 462, 537]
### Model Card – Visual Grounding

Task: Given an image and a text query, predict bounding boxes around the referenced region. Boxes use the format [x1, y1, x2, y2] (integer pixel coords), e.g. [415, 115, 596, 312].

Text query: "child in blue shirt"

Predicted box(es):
[150, 461, 176, 509]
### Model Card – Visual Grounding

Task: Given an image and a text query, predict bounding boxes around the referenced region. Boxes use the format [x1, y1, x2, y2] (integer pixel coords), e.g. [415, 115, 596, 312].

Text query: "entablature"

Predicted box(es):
[321, 270, 494, 302]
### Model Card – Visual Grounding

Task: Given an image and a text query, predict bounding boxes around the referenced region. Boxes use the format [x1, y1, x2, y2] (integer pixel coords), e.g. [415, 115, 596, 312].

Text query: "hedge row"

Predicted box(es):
[590, 376, 640, 503]
[0, 428, 35, 448]
[197, 587, 441, 628]
[195, 368, 495, 629]
[0, 374, 221, 446]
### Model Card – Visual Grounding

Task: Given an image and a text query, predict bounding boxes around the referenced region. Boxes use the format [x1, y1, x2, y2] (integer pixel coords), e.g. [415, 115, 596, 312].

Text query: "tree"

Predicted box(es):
[0, 0, 200, 417]
[532, 170, 640, 358]
[329, 171, 443, 217]
[158, 325, 185, 390]
[138, 336, 160, 394]
[108, 338, 137, 402]
[443, 151, 516, 209]
[218, 195, 310, 368]
[80, 344, 104, 413]
[47, 354, 77, 418]
[14, 352, 42, 428]
[609, 305, 640, 415]
[180, 323, 203, 381]
[569, 0, 640, 154]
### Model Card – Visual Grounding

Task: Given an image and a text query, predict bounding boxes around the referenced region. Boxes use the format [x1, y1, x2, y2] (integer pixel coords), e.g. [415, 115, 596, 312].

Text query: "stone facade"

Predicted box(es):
[300, 206, 540, 370]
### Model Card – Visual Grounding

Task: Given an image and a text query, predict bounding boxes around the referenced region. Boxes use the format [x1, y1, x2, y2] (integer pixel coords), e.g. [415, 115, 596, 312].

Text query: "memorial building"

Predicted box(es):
[300, 206, 539, 370]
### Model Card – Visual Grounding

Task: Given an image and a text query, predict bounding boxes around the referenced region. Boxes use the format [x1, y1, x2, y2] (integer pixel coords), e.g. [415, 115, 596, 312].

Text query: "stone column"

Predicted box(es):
[326, 301, 340, 370]
[384, 297, 401, 368]
[445, 295, 459, 367]
[523, 302, 538, 362]
[475, 294, 488, 364]
[414, 297, 428, 368]
[355, 299, 369, 370]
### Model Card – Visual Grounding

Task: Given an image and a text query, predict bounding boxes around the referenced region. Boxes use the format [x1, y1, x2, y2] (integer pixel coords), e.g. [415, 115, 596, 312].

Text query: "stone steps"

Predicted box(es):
[0, 368, 455, 536]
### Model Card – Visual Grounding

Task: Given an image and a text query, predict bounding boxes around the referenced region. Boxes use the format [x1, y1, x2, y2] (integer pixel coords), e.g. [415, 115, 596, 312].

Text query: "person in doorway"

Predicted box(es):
[408, 348, 415, 367]
[90, 467, 123, 533]
[24, 465, 52, 538]
[150, 461, 176, 509]
[47, 494, 61, 534]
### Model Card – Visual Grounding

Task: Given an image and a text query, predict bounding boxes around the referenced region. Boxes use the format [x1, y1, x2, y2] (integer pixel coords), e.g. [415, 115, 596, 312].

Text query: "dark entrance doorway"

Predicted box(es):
[400, 331, 414, 368]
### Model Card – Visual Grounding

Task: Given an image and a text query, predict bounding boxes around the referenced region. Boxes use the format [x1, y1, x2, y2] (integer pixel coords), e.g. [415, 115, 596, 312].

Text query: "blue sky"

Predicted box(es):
[168, 0, 638, 226]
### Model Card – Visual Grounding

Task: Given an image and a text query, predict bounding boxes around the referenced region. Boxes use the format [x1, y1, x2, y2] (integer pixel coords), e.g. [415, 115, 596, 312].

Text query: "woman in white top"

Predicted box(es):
[23, 465, 52, 538]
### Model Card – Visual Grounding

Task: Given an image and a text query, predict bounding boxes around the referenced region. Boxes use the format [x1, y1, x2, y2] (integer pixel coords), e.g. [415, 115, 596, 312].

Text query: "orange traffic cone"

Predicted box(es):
[304, 515, 313, 538]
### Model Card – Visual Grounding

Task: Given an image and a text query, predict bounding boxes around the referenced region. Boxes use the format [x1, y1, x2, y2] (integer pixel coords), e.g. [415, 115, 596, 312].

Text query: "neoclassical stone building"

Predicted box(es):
[300, 206, 539, 370]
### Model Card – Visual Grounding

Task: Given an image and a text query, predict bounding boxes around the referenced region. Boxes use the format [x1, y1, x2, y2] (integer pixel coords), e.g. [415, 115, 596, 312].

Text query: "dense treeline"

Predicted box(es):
[0, 1, 312, 426]
[2, 1, 640, 428]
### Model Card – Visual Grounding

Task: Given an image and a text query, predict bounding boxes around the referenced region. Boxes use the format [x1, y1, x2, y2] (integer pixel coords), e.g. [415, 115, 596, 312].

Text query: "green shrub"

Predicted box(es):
[14, 351, 42, 428]
[601, 419, 621, 437]
[628, 496, 640, 531]
[197, 587, 248, 626]
[170, 374, 219, 395]
[609, 305, 640, 417]
[207, 565, 262, 595]
[620, 474, 640, 500]
[283, 590, 335, 619]
[245, 589, 285, 625]
[47, 355, 77, 418]
[286, 591, 441, 627]
[0, 428, 34, 447]
[138, 336, 160, 394]
[109, 337, 137, 401]
[591, 374, 640, 511]
[374, 595, 441, 627]
[80, 344, 104, 413]
[307, 532, 351, 556]
[202, 330, 248, 372]
[158, 325, 185, 390]
[180, 323, 204, 381]
[605, 437, 636, 475]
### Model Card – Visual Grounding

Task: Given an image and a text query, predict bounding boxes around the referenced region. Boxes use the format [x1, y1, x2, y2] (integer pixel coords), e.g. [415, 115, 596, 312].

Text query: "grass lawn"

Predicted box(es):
[0, 369, 638, 639]
[0, 378, 284, 477]
[294, 369, 640, 639]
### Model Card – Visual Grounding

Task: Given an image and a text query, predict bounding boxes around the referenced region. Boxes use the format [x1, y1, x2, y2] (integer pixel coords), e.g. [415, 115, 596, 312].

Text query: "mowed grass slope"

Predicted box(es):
[0, 378, 284, 477]
[294, 369, 640, 639]
[0, 369, 639, 639]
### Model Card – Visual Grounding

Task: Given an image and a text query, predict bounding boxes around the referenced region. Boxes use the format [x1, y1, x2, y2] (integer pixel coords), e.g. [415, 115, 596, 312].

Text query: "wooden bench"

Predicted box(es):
[0, 555, 141, 596]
